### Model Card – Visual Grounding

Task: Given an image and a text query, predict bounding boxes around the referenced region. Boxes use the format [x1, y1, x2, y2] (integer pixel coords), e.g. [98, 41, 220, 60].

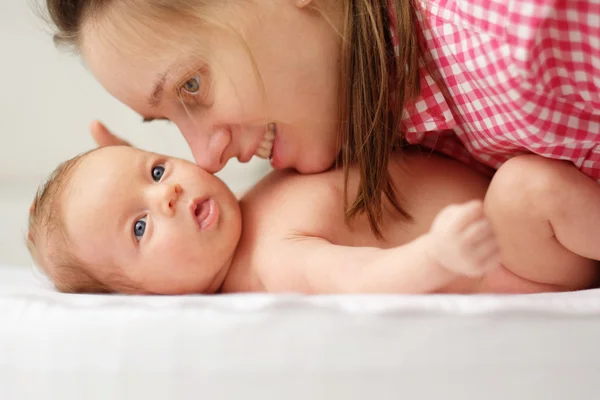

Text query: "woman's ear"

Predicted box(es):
[90, 120, 132, 147]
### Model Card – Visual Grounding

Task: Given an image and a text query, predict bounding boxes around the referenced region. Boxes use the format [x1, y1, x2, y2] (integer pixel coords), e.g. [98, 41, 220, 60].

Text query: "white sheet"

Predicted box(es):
[2, 264, 600, 400]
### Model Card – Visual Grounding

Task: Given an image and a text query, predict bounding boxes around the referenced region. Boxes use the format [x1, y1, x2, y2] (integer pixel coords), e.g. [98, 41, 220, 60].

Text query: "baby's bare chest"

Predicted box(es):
[227, 154, 492, 291]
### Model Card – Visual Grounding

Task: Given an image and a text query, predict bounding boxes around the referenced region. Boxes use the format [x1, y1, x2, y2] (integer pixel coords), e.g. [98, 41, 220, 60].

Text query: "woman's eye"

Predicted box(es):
[152, 165, 165, 182]
[181, 75, 201, 95]
[134, 216, 147, 241]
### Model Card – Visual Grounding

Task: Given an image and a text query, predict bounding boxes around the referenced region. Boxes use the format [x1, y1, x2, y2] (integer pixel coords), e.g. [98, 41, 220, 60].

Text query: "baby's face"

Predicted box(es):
[62, 146, 241, 294]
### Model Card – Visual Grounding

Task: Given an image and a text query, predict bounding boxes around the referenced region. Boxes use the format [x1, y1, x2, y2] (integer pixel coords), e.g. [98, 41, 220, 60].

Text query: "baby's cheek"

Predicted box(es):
[153, 231, 203, 268]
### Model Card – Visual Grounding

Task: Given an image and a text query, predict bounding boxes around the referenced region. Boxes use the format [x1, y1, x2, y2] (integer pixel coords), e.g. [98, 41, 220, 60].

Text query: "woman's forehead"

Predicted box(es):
[83, 39, 168, 109]
[81, 16, 212, 105]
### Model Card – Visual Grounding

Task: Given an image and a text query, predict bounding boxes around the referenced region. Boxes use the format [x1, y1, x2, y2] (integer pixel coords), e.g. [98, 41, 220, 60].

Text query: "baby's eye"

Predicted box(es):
[181, 75, 201, 95]
[133, 216, 147, 241]
[152, 165, 165, 182]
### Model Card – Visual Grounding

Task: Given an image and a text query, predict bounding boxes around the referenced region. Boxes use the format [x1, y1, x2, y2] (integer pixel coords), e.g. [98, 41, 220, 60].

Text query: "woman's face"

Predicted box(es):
[81, 0, 343, 174]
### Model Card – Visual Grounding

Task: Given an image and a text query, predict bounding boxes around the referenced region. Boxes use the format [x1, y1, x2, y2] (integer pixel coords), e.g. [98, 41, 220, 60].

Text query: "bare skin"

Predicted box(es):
[223, 151, 599, 294]
[54, 146, 599, 295]
[482, 155, 599, 292]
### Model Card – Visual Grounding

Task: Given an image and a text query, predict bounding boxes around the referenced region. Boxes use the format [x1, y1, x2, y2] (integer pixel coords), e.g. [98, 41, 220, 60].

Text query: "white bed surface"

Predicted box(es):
[2, 264, 600, 400]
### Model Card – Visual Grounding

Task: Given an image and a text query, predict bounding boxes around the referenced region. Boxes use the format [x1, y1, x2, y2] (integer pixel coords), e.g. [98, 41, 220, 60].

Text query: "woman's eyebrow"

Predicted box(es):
[148, 72, 169, 108]
[142, 117, 169, 123]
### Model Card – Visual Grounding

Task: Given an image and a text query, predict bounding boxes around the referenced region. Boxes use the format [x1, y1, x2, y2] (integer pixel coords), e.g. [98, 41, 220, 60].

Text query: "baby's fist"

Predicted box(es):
[428, 200, 501, 278]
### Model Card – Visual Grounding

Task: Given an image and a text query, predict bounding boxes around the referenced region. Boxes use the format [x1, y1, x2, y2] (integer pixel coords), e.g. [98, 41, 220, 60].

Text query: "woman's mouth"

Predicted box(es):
[255, 123, 276, 160]
[191, 198, 219, 230]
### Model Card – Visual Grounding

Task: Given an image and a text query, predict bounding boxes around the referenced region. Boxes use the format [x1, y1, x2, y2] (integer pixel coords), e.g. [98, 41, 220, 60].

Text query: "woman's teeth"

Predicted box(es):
[256, 123, 276, 160]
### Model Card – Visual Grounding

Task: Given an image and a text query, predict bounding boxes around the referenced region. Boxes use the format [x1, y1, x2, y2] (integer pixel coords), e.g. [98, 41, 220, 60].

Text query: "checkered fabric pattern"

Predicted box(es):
[394, 0, 600, 179]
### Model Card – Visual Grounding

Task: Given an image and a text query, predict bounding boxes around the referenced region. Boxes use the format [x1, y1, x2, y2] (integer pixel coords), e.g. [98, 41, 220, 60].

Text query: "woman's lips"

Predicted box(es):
[191, 198, 219, 230]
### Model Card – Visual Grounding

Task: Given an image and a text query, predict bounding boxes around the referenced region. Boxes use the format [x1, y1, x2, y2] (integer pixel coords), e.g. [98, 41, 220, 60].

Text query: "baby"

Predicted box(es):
[27, 145, 600, 295]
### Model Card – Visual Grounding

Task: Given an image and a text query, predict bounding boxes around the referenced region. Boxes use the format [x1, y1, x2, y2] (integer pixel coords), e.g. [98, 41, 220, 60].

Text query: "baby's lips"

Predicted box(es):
[191, 197, 219, 230]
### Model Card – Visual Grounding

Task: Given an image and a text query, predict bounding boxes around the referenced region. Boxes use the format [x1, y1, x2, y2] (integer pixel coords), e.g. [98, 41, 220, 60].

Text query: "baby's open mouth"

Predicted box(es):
[191, 198, 219, 230]
[255, 123, 276, 160]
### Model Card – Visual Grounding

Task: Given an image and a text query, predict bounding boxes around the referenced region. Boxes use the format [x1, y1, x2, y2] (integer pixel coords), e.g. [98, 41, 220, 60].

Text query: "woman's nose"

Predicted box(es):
[184, 126, 232, 173]
[150, 183, 183, 216]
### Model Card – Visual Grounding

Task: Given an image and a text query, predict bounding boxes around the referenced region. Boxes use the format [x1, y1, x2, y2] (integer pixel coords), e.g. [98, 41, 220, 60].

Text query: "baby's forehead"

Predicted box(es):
[59, 182, 122, 264]
[71, 146, 150, 181]
[62, 149, 142, 227]
[87, 145, 146, 164]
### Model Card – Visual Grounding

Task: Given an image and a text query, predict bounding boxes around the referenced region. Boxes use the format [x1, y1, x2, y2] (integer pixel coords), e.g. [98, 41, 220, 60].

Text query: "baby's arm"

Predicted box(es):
[259, 201, 500, 294]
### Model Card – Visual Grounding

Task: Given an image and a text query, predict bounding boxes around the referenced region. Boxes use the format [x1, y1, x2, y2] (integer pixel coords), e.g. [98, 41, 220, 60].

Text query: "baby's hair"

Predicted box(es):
[26, 148, 138, 294]
[26, 149, 109, 293]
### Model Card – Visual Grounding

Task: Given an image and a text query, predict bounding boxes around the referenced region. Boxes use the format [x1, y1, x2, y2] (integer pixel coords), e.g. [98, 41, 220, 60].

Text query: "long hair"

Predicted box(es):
[337, 0, 422, 237]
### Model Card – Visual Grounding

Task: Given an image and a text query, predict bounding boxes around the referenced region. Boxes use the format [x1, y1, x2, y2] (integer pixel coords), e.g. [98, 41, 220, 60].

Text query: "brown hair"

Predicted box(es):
[44, 0, 432, 237]
[337, 0, 423, 236]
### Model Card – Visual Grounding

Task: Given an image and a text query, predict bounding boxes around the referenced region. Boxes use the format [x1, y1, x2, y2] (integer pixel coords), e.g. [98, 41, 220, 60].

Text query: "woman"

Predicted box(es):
[46, 0, 600, 235]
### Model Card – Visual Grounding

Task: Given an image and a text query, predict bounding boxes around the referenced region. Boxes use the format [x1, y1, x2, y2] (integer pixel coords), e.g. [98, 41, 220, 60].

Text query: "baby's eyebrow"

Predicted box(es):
[117, 208, 132, 245]
[116, 154, 147, 245]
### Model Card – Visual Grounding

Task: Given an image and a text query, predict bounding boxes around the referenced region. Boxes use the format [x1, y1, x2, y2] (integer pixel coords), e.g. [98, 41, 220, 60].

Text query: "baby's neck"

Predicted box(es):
[218, 244, 246, 293]
[204, 254, 237, 294]
[218, 215, 266, 293]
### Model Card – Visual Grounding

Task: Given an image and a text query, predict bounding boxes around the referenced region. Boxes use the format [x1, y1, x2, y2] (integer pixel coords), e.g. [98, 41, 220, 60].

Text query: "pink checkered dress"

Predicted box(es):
[395, 0, 600, 179]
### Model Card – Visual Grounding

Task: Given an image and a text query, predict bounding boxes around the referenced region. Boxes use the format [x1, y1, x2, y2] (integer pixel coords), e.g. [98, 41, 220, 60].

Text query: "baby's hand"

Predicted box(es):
[90, 121, 132, 148]
[428, 200, 501, 278]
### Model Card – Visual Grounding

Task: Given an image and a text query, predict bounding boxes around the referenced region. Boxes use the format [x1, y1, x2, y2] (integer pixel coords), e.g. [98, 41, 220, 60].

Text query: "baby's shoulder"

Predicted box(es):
[240, 169, 343, 233]
[225, 170, 343, 291]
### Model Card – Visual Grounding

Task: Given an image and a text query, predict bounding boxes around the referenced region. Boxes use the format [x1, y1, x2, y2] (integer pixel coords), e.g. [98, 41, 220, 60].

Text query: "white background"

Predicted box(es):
[0, 1, 271, 265]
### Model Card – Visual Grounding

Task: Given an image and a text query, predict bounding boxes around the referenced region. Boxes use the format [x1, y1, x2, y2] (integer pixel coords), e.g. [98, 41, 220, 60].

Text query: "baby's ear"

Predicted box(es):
[27, 231, 34, 242]
[90, 120, 132, 148]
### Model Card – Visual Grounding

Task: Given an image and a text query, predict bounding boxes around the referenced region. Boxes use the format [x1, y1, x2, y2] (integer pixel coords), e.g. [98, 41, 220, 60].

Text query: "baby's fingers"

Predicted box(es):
[475, 240, 502, 273]
[447, 200, 485, 231]
[462, 218, 495, 245]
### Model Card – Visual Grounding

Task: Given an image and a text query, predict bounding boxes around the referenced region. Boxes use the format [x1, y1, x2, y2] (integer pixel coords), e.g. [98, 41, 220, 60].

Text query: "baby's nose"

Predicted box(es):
[169, 184, 183, 204]
[158, 183, 183, 215]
